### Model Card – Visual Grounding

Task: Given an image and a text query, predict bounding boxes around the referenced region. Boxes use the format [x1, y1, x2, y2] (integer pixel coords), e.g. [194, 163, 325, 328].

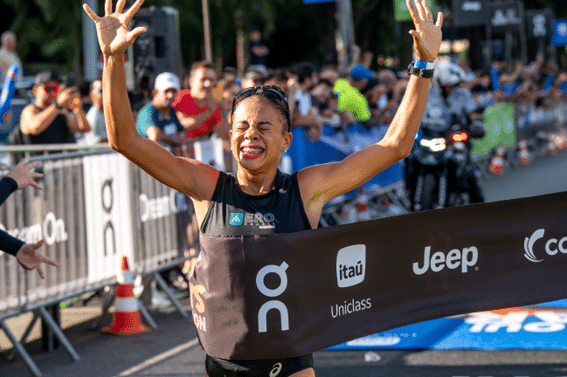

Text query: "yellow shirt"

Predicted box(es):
[332, 78, 370, 122]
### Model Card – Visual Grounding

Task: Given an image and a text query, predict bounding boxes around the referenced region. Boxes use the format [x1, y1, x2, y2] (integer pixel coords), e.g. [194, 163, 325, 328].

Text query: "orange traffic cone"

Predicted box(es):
[103, 256, 151, 335]
[546, 132, 558, 156]
[517, 138, 531, 165]
[489, 144, 506, 175]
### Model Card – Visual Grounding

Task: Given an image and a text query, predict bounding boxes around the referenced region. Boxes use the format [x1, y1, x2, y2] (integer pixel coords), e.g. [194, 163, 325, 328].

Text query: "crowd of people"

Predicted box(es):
[1, 19, 567, 168]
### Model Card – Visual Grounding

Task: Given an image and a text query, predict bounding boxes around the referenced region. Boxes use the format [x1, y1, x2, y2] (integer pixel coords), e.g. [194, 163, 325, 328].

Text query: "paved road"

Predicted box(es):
[1, 152, 567, 377]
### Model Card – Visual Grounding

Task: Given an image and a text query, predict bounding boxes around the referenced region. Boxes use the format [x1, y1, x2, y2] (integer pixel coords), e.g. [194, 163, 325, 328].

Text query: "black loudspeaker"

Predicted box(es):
[131, 6, 183, 90]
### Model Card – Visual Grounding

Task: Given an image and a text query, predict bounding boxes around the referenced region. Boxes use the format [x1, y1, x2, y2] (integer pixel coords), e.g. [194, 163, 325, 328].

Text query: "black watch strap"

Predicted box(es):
[407, 62, 434, 79]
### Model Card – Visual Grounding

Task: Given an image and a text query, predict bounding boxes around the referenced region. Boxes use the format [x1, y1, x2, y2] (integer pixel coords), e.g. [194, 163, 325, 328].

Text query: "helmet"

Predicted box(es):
[433, 61, 466, 87]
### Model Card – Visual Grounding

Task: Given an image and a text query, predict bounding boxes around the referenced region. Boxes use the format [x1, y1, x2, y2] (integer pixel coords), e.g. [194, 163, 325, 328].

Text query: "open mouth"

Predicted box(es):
[240, 146, 265, 159]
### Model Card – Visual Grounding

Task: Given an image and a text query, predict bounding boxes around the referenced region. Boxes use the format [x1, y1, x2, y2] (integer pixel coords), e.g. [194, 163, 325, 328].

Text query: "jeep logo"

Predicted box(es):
[413, 246, 478, 275]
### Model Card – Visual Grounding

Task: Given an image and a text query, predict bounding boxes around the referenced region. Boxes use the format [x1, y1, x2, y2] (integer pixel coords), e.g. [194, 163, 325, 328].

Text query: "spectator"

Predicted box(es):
[0, 31, 22, 85]
[310, 79, 341, 127]
[319, 64, 340, 85]
[333, 77, 371, 124]
[0, 160, 58, 279]
[222, 66, 238, 82]
[289, 62, 322, 139]
[247, 30, 269, 76]
[78, 79, 107, 144]
[173, 61, 228, 140]
[241, 69, 265, 89]
[221, 79, 241, 119]
[20, 71, 90, 146]
[136, 72, 185, 148]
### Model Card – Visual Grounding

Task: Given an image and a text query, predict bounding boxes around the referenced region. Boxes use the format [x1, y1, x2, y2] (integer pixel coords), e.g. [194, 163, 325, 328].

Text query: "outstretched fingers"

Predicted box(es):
[436, 11, 444, 27]
[125, 0, 145, 24]
[421, 0, 433, 20]
[105, 0, 113, 16]
[116, 0, 128, 13]
[414, 0, 427, 21]
[83, 4, 101, 22]
[127, 27, 147, 43]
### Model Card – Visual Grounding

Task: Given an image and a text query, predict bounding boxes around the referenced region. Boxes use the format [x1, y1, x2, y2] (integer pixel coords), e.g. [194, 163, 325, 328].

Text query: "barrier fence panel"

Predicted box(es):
[131, 163, 194, 272]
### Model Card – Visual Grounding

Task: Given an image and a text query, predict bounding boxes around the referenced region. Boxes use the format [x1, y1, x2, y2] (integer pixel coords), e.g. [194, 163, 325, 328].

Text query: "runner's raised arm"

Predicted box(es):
[83, 0, 219, 207]
[296, 0, 443, 225]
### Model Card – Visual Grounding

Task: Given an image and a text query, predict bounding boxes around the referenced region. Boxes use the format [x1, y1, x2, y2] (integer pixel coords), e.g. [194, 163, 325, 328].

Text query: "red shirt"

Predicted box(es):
[173, 90, 222, 138]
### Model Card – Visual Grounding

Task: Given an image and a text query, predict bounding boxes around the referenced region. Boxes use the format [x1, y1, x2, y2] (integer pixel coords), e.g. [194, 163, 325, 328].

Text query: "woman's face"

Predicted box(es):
[230, 96, 292, 173]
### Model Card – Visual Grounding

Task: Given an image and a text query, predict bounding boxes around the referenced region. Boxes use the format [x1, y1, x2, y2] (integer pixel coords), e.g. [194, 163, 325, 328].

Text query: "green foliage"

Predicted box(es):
[7, 0, 83, 75]
[5, 0, 567, 79]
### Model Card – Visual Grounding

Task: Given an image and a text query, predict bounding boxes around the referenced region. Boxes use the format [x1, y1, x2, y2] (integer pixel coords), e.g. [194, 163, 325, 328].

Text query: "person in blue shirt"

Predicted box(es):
[136, 72, 185, 148]
[0, 160, 59, 279]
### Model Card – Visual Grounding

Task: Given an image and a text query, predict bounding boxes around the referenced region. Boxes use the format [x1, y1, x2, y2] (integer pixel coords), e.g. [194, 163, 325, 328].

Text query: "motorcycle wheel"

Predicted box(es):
[419, 173, 437, 210]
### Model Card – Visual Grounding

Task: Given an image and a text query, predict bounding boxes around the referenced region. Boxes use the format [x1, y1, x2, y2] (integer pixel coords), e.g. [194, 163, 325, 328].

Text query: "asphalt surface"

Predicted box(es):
[1, 151, 567, 377]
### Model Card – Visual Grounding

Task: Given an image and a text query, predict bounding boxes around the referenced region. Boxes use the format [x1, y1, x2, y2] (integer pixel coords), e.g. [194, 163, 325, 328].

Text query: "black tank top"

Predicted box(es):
[27, 106, 74, 144]
[200, 170, 312, 236]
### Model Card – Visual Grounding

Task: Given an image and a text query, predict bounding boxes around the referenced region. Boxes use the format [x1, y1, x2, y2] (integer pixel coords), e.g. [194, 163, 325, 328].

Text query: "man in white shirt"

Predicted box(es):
[0, 31, 22, 84]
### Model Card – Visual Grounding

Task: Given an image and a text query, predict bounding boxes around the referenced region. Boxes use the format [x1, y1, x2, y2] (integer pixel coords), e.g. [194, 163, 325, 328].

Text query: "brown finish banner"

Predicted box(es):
[190, 192, 567, 360]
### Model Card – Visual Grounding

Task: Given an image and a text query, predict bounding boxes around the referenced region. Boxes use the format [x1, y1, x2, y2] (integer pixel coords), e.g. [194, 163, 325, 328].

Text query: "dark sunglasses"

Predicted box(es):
[232, 86, 291, 131]
[44, 85, 60, 94]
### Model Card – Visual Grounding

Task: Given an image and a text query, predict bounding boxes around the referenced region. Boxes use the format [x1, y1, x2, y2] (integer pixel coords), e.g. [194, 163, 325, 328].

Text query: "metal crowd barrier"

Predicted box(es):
[0, 145, 203, 376]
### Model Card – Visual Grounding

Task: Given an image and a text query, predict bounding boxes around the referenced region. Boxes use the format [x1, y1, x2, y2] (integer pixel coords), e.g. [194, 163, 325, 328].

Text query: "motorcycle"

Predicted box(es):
[405, 118, 485, 212]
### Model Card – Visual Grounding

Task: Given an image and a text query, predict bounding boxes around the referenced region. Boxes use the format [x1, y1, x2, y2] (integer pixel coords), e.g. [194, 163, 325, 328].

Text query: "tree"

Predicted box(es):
[4, 0, 85, 78]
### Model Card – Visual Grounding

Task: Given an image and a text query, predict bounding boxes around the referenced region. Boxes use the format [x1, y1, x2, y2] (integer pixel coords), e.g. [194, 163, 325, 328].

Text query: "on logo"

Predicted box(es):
[524, 228, 567, 263]
[229, 213, 243, 226]
[336, 244, 366, 288]
[256, 262, 290, 333]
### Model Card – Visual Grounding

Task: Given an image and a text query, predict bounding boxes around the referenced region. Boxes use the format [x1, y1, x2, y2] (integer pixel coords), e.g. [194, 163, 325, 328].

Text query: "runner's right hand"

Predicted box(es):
[83, 0, 147, 56]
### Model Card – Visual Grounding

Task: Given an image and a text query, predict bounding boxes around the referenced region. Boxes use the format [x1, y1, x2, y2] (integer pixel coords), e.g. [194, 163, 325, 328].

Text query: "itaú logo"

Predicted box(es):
[524, 229, 567, 263]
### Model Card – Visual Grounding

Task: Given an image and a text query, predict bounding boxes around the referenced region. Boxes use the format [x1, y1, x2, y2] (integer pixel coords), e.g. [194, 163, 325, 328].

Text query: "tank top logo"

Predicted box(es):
[229, 212, 276, 229]
[229, 213, 243, 226]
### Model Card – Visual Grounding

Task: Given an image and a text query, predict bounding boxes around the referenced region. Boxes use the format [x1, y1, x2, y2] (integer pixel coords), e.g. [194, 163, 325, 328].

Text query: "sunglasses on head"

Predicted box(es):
[232, 86, 291, 131]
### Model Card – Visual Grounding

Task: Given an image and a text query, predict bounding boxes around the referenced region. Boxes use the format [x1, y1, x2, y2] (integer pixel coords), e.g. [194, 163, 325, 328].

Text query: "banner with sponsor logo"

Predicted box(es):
[83, 154, 135, 283]
[190, 191, 567, 359]
[330, 301, 567, 350]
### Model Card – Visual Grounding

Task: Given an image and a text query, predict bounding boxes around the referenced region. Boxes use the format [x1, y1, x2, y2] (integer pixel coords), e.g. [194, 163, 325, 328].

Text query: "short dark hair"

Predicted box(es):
[189, 60, 215, 78]
[293, 62, 316, 84]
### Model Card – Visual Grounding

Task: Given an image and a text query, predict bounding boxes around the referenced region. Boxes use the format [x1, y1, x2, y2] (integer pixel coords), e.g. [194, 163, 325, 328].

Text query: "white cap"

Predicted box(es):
[154, 72, 180, 91]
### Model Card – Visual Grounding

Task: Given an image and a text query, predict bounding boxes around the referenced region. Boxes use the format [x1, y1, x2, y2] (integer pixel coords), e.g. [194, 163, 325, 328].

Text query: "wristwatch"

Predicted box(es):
[407, 60, 434, 79]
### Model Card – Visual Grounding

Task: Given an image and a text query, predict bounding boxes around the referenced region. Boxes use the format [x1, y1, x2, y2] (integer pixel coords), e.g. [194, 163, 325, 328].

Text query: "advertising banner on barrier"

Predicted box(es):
[1, 158, 90, 308]
[84, 154, 135, 283]
[472, 102, 516, 157]
[130, 165, 195, 271]
[190, 191, 567, 359]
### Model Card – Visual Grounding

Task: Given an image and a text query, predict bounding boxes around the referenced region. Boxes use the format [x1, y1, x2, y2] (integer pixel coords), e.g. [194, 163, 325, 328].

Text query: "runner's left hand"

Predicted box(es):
[407, 0, 443, 62]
